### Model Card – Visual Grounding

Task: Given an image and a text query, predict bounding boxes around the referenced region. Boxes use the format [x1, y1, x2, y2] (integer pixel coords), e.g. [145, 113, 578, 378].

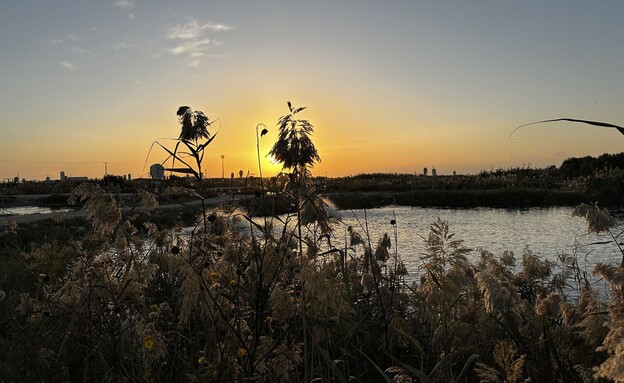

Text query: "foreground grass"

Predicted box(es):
[2, 105, 623, 382]
[1, 199, 623, 382]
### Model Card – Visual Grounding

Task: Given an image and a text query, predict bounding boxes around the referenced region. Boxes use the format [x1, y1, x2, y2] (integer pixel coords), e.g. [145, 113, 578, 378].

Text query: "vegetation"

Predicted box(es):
[1, 105, 624, 382]
[322, 154, 624, 209]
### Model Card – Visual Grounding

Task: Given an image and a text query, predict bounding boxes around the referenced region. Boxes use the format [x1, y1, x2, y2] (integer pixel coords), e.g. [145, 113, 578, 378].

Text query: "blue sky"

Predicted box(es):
[1, 1, 624, 179]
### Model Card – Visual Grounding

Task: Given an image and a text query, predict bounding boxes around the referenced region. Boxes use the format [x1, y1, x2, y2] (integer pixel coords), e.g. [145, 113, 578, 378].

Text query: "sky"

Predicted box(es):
[1, 1, 624, 180]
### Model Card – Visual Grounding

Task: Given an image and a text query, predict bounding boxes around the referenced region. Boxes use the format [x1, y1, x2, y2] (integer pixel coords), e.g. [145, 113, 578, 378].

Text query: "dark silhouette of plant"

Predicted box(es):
[176, 106, 211, 142]
[268, 102, 329, 247]
[510, 118, 624, 142]
[269, 101, 320, 183]
[7, 102, 624, 383]
[150, 106, 218, 232]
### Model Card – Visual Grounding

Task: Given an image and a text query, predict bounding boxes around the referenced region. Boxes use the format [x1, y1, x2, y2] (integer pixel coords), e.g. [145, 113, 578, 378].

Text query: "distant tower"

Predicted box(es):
[432, 167, 437, 176]
[60, 171, 66, 181]
[149, 164, 165, 180]
[127, 173, 132, 181]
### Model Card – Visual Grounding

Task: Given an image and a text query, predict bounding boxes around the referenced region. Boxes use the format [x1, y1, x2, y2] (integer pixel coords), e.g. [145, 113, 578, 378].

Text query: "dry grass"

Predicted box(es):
[1, 105, 624, 382]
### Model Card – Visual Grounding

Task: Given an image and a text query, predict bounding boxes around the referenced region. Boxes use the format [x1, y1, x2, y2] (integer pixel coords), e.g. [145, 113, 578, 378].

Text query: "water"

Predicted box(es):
[0, 206, 71, 216]
[329, 206, 623, 281]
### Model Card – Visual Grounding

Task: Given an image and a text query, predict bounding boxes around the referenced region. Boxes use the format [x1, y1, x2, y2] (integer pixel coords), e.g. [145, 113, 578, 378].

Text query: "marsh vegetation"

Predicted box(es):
[1, 104, 624, 382]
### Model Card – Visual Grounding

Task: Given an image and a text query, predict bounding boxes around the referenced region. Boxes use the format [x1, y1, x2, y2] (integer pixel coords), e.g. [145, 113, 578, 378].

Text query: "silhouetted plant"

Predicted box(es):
[5, 105, 624, 383]
[269, 101, 320, 174]
[176, 106, 211, 142]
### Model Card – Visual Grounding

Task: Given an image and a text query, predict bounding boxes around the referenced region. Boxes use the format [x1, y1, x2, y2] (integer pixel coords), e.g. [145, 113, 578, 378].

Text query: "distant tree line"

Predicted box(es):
[559, 152, 624, 178]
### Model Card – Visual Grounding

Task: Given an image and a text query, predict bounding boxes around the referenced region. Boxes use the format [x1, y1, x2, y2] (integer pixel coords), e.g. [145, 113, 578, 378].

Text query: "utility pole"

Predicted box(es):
[220, 155, 225, 179]
[104, 162, 108, 176]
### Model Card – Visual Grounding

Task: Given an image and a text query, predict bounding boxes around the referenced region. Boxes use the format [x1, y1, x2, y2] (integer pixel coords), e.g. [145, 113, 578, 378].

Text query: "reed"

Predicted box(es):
[2, 105, 624, 382]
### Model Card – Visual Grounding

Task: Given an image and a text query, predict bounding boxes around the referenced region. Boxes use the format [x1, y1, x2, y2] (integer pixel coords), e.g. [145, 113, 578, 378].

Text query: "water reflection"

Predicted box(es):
[332, 206, 623, 285]
[0, 206, 71, 216]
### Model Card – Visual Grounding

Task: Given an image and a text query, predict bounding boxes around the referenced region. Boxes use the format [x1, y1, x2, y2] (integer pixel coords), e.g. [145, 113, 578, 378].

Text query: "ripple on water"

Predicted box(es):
[331, 206, 623, 286]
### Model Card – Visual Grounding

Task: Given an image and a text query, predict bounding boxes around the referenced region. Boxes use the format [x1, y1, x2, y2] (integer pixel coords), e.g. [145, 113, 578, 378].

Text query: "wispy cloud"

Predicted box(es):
[205, 23, 233, 31]
[72, 46, 94, 56]
[114, 0, 135, 10]
[60, 61, 75, 70]
[169, 39, 212, 55]
[166, 20, 232, 66]
[67, 33, 80, 41]
[167, 21, 233, 40]
[101, 42, 134, 50]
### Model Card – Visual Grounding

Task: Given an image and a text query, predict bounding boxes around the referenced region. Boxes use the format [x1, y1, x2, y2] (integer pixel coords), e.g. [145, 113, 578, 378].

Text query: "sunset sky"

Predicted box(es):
[1, 1, 624, 180]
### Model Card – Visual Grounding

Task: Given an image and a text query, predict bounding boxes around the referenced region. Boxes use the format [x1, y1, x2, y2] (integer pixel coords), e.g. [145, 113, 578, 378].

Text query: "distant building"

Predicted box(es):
[150, 164, 165, 180]
[60, 170, 88, 182]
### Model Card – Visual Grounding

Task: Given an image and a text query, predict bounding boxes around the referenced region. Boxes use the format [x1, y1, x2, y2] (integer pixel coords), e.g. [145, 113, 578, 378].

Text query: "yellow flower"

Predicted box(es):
[144, 336, 155, 350]
[209, 272, 219, 280]
[198, 356, 206, 365]
[229, 279, 238, 286]
[237, 348, 247, 358]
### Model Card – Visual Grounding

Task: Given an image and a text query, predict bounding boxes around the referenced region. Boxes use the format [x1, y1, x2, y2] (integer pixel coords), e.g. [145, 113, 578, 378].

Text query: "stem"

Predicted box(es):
[607, 228, 624, 267]
[256, 124, 268, 232]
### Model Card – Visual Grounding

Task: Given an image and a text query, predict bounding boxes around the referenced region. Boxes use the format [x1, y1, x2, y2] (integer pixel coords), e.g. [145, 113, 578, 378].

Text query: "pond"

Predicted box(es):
[330, 206, 623, 288]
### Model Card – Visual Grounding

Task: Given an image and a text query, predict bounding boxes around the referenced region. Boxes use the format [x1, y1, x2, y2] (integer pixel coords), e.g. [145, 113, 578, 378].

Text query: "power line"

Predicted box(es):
[0, 159, 142, 168]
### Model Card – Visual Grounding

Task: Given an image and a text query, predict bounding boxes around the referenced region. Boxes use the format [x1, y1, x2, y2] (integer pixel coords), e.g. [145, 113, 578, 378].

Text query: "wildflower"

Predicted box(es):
[198, 356, 206, 365]
[229, 279, 238, 286]
[237, 348, 247, 358]
[144, 335, 155, 350]
[209, 272, 219, 280]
